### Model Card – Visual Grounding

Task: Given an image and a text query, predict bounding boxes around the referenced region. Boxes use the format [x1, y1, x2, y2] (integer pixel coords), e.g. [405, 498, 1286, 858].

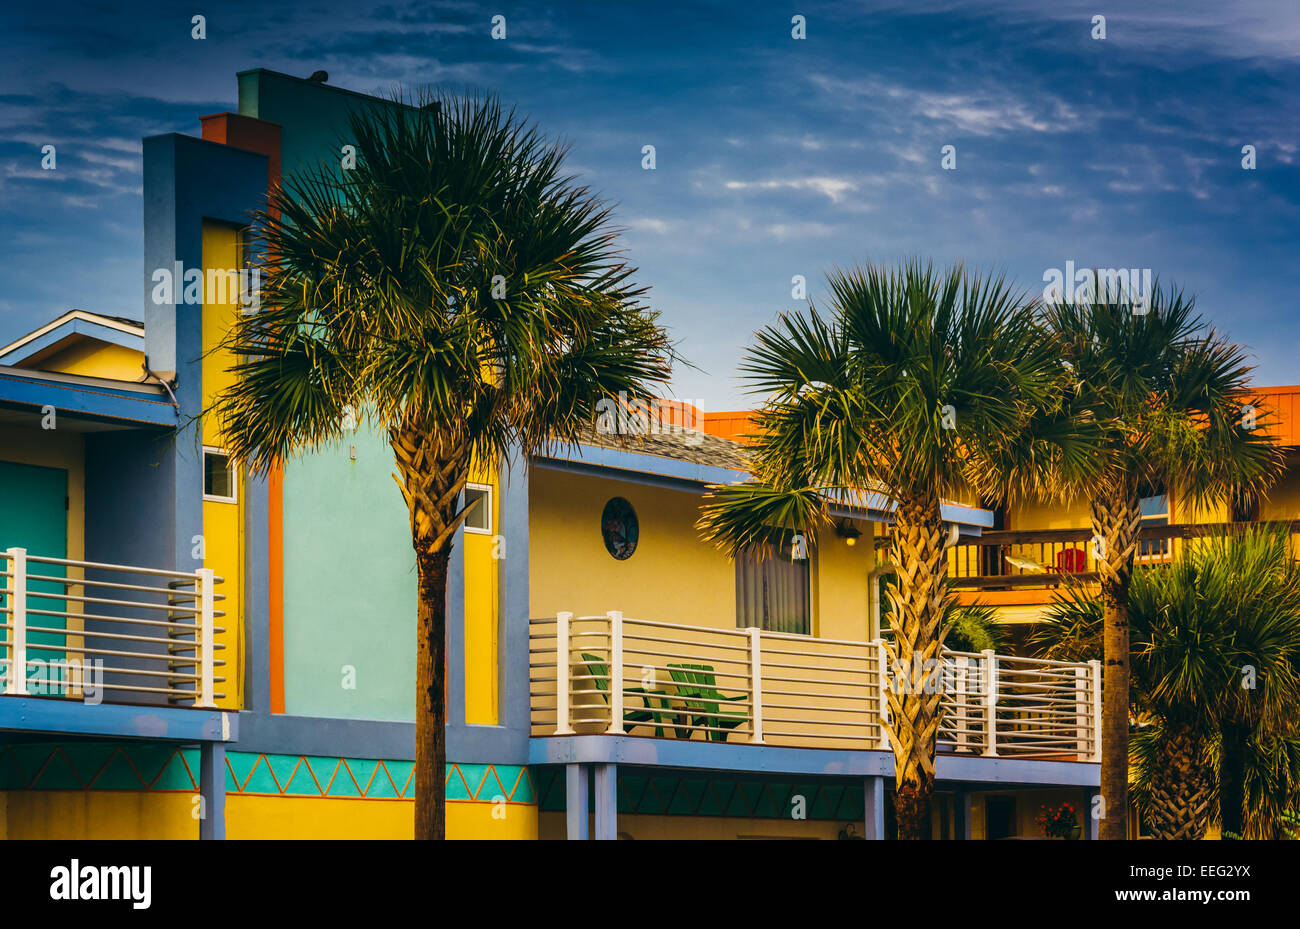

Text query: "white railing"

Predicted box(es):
[529, 612, 1101, 761]
[0, 547, 226, 707]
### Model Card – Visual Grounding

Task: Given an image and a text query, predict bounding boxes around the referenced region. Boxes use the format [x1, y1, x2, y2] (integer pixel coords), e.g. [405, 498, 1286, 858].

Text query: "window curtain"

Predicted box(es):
[736, 542, 810, 634]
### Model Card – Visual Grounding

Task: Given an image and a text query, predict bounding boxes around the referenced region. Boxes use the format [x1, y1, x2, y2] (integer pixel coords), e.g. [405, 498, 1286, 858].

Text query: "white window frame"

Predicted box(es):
[463, 482, 493, 535]
[202, 446, 238, 504]
[1136, 492, 1171, 561]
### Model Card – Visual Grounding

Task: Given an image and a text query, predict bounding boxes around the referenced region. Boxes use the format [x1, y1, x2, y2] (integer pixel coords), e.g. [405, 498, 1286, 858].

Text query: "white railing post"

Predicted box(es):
[748, 626, 764, 743]
[1074, 665, 1089, 758]
[1089, 658, 1103, 762]
[875, 639, 891, 750]
[196, 568, 216, 708]
[606, 611, 624, 734]
[6, 548, 27, 696]
[955, 656, 969, 753]
[982, 648, 997, 757]
[555, 611, 574, 735]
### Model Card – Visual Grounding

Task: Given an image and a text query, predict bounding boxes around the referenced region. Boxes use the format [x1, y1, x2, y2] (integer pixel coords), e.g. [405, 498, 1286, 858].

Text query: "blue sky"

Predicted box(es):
[1, 0, 1298, 408]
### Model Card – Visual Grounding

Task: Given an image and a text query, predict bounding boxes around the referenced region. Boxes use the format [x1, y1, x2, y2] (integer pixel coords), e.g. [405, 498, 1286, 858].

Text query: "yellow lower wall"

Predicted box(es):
[0, 792, 537, 840]
[228, 796, 536, 839]
[0, 791, 199, 839]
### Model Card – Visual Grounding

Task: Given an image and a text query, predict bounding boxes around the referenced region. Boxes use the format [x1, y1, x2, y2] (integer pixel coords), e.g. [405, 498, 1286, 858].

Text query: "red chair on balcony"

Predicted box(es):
[1056, 547, 1088, 574]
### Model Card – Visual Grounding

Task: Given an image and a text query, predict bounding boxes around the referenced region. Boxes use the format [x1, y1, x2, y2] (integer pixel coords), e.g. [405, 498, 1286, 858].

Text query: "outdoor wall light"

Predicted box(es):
[836, 520, 862, 546]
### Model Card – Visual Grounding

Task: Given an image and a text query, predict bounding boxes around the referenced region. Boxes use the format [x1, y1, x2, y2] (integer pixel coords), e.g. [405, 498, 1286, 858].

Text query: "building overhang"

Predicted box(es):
[532, 441, 995, 531]
[529, 735, 1099, 788]
[0, 365, 175, 430]
[0, 699, 237, 744]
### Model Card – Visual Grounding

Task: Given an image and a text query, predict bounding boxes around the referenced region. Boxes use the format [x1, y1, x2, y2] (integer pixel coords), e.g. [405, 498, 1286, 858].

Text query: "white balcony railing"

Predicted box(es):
[529, 612, 1101, 761]
[0, 547, 225, 707]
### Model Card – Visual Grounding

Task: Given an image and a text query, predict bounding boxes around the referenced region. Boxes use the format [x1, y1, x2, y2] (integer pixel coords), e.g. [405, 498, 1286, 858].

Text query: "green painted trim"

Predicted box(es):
[0, 743, 535, 803]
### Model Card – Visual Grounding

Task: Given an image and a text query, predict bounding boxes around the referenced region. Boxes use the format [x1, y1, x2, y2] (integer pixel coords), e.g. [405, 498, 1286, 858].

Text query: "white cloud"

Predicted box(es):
[723, 175, 859, 203]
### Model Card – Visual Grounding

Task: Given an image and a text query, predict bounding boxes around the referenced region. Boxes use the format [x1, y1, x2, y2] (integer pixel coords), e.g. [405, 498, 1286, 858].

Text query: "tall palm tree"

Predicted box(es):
[699, 261, 1079, 839]
[210, 93, 672, 839]
[1034, 529, 1300, 839]
[1043, 285, 1283, 839]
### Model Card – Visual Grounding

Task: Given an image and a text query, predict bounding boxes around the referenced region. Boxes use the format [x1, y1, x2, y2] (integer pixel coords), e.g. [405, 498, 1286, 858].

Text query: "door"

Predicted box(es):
[0, 461, 69, 692]
[986, 796, 1018, 839]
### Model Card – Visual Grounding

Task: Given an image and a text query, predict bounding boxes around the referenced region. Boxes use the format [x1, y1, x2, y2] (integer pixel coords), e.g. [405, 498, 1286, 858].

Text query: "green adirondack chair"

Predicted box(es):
[579, 653, 681, 737]
[666, 663, 749, 742]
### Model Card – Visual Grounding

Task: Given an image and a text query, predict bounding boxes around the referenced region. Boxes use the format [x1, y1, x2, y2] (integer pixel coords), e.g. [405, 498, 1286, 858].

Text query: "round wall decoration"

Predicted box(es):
[601, 497, 639, 560]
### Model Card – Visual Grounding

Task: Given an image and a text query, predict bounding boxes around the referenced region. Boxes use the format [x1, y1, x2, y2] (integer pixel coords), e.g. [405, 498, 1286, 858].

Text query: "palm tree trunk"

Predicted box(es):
[391, 418, 469, 841]
[883, 494, 951, 840]
[415, 546, 450, 840]
[1218, 721, 1249, 837]
[1091, 486, 1141, 840]
[1147, 721, 1213, 839]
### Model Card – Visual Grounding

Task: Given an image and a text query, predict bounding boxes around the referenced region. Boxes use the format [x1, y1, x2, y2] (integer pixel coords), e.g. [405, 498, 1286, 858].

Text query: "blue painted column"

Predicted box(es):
[199, 742, 226, 840]
[959, 792, 973, 840]
[593, 763, 618, 840]
[1087, 788, 1100, 840]
[863, 775, 886, 839]
[566, 763, 589, 840]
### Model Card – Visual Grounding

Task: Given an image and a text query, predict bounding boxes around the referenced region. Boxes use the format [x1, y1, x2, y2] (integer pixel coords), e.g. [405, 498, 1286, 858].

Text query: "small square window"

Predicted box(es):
[203, 449, 236, 502]
[463, 484, 492, 534]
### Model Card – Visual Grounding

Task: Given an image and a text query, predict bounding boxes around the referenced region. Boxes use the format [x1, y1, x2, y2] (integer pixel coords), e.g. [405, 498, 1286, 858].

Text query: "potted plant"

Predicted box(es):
[1035, 802, 1082, 840]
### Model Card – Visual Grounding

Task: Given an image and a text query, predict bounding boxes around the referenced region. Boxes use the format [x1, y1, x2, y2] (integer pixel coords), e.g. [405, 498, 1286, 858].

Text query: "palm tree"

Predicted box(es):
[1043, 285, 1283, 839]
[210, 93, 672, 839]
[699, 261, 1076, 839]
[1034, 529, 1300, 839]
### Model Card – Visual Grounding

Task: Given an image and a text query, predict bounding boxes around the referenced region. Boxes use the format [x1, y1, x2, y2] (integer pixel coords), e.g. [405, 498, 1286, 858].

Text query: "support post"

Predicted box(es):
[863, 775, 886, 840]
[606, 611, 624, 734]
[959, 791, 973, 840]
[875, 639, 891, 750]
[748, 626, 764, 743]
[197, 568, 215, 708]
[955, 656, 969, 753]
[1089, 658, 1102, 762]
[6, 548, 27, 696]
[555, 612, 574, 735]
[199, 742, 226, 840]
[593, 763, 618, 840]
[565, 763, 589, 840]
[982, 648, 997, 757]
[1075, 665, 1089, 758]
[1087, 788, 1101, 840]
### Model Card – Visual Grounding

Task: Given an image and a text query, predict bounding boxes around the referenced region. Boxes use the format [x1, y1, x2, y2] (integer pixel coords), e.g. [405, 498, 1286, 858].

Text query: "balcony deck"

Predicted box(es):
[1, 547, 226, 713]
[529, 612, 1100, 764]
[948, 520, 1300, 592]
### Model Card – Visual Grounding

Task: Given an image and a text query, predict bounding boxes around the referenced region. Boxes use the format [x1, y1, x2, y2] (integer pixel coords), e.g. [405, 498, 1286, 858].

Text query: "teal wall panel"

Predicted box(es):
[0, 460, 68, 676]
[239, 71, 419, 722]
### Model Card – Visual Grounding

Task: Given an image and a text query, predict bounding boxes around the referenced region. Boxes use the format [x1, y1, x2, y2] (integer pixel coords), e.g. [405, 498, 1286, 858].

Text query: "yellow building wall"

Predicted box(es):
[31, 341, 144, 382]
[530, 468, 875, 636]
[201, 222, 245, 710]
[224, 796, 536, 839]
[0, 791, 198, 839]
[463, 462, 500, 724]
[529, 469, 736, 627]
[815, 519, 877, 640]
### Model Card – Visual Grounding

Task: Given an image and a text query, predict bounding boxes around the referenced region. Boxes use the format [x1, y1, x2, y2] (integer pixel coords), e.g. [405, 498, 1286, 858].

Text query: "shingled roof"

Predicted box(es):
[567, 422, 751, 471]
